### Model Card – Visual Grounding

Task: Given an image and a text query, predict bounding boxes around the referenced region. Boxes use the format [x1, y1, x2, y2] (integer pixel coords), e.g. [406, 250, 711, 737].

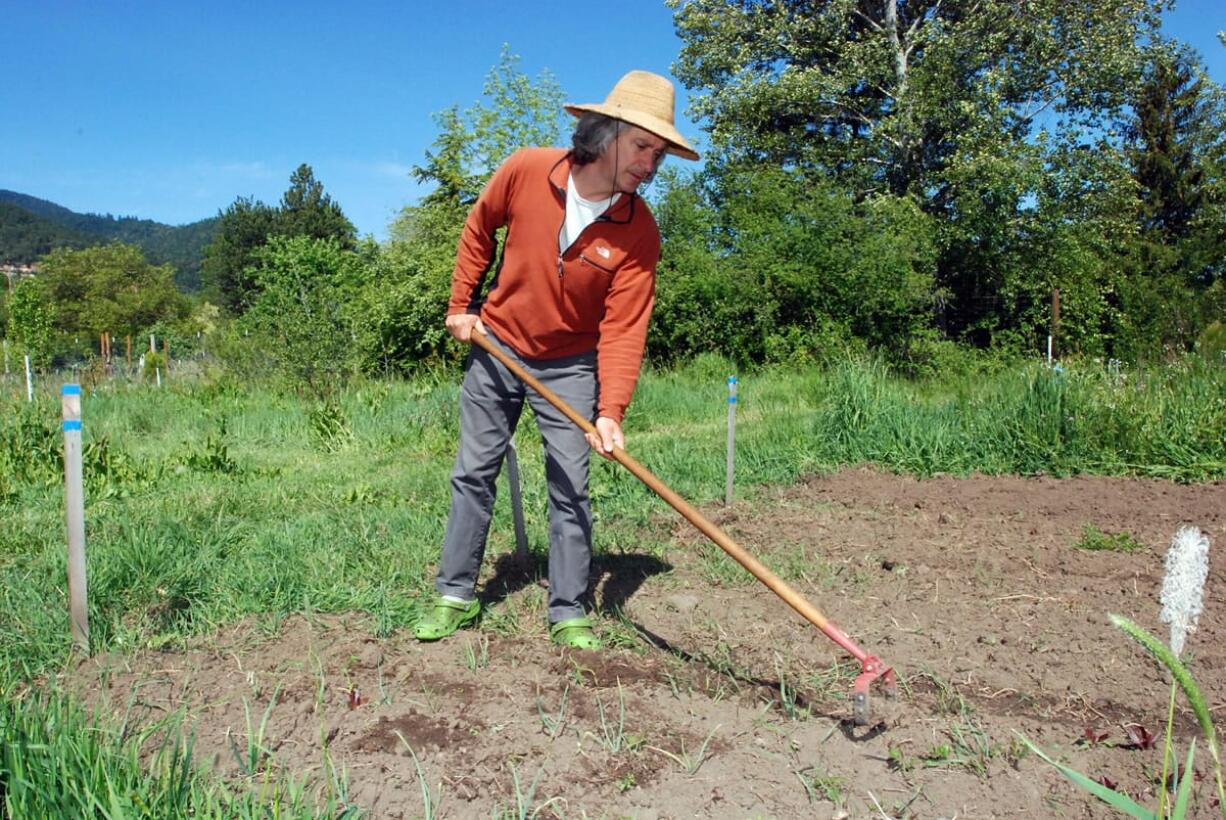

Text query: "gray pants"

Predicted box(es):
[435, 332, 597, 624]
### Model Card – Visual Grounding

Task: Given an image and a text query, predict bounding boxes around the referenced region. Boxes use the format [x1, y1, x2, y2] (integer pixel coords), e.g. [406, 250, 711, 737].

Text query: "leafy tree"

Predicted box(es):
[672, 0, 1160, 193]
[39, 244, 190, 342]
[669, 0, 1167, 352]
[651, 163, 936, 365]
[237, 235, 370, 396]
[373, 48, 566, 372]
[5, 276, 55, 369]
[203, 166, 356, 316]
[201, 197, 278, 314]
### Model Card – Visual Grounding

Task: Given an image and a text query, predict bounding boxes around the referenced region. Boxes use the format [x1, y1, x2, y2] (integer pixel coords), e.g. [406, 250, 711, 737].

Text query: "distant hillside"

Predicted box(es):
[0, 190, 219, 292]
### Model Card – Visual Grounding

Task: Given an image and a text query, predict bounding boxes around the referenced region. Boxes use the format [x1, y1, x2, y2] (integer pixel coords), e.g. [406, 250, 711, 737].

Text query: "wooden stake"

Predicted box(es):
[62, 384, 90, 654]
[725, 375, 737, 506]
[1051, 288, 1061, 360]
[505, 439, 528, 560]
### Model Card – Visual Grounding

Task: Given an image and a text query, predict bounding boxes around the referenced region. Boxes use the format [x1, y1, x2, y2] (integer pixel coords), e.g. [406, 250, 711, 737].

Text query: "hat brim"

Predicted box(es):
[565, 102, 700, 161]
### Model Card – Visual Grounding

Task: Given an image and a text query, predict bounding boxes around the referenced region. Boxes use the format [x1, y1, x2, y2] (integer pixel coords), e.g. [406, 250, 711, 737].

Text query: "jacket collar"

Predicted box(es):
[548, 152, 636, 224]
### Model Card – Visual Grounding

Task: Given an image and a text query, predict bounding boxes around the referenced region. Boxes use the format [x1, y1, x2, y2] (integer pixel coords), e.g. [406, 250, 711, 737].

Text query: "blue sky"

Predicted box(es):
[2, 1, 1223, 241]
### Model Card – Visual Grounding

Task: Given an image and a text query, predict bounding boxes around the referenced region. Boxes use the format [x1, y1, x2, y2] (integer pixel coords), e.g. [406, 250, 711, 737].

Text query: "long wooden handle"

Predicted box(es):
[469, 332, 864, 652]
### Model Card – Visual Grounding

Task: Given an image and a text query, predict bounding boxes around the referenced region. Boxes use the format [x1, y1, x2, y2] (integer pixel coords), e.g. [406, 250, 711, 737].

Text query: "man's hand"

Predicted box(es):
[445, 313, 487, 342]
[586, 416, 625, 459]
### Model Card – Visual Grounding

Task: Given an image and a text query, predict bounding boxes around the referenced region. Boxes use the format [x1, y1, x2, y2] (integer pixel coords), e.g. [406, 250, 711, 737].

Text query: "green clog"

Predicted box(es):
[550, 616, 601, 650]
[414, 597, 480, 641]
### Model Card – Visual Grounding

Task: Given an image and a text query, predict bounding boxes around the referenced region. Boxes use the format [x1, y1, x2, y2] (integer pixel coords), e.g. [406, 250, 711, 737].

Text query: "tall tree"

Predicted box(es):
[39, 244, 189, 341]
[1125, 45, 1225, 247]
[238, 235, 369, 396]
[278, 164, 357, 246]
[672, 0, 1160, 196]
[201, 196, 277, 314]
[1116, 44, 1226, 355]
[373, 48, 566, 371]
[4, 276, 55, 368]
[670, 0, 1166, 351]
[203, 165, 357, 315]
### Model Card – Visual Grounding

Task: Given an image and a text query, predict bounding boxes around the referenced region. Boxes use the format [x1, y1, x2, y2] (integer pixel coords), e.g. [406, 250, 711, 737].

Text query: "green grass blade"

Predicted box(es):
[1172, 740, 1196, 819]
[1108, 615, 1216, 747]
[1016, 733, 1155, 819]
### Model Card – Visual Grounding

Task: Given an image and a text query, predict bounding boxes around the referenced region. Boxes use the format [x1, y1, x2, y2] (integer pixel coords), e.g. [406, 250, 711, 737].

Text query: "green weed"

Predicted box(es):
[394, 732, 444, 820]
[649, 725, 720, 775]
[535, 684, 570, 739]
[795, 766, 846, 805]
[1074, 524, 1146, 553]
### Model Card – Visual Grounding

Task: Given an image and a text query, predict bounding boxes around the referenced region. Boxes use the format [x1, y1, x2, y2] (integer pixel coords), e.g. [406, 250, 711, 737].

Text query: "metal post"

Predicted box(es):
[725, 375, 737, 506]
[25, 354, 33, 402]
[505, 439, 529, 560]
[62, 384, 90, 654]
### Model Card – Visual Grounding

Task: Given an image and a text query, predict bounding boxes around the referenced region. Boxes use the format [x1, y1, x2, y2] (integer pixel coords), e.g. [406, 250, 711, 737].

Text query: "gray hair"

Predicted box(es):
[570, 113, 667, 183]
[570, 113, 622, 165]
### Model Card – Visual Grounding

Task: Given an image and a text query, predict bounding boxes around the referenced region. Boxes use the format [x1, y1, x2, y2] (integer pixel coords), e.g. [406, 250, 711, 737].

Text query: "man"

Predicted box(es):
[414, 70, 699, 649]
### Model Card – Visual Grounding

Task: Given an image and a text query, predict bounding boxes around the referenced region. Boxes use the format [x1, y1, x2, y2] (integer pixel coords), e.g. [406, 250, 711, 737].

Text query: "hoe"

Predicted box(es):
[471, 333, 897, 725]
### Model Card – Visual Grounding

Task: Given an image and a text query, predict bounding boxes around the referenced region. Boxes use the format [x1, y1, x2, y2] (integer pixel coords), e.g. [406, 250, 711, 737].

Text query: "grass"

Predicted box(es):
[584, 682, 644, 754]
[1074, 523, 1147, 553]
[0, 684, 357, 818]
[535, 684, 571, 739]
[1, 352, 1223, 812]
[648, 725, 721, 775]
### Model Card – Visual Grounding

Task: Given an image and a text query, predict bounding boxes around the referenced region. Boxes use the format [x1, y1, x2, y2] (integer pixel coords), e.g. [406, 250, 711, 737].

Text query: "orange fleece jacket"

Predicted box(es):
[448, 147, 659, 423]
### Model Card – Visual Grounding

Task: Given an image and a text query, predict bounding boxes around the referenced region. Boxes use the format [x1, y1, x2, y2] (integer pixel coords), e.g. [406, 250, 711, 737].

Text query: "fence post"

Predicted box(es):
[505, 439, 529, 560]
[1050, 288, 1061, 362]
[25, 354, 33, 402]
[725, 375, 737, 507]
[62, 384, 90, 654]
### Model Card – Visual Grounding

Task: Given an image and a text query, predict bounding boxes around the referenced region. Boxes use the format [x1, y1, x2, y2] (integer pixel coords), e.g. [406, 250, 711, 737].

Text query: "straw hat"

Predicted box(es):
[565, 70, 699, 161]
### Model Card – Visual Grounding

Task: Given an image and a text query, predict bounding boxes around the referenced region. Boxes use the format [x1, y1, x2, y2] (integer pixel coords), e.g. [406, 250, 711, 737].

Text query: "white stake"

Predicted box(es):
[725, 375, 737, 507]
[506, 438, 528, 560]
[156, 367, 162, 388]
[62, 384, 90, 654]
[25, 354, 33, 402]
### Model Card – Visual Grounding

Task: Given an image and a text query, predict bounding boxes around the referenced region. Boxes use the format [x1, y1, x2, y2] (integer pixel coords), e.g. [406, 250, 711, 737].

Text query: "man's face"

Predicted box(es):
[596, 125, 668, 194]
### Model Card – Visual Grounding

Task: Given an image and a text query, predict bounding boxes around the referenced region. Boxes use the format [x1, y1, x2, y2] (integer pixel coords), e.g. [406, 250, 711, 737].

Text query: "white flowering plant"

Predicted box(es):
[1021, 526, 1223, 819]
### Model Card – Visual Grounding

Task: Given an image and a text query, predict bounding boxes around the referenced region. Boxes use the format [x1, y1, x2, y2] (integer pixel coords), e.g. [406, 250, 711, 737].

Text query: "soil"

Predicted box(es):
[68, 468, 1226, 818]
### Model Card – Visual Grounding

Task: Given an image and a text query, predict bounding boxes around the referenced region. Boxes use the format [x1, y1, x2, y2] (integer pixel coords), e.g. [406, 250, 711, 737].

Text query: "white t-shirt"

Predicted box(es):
[560, 173, 620, 252]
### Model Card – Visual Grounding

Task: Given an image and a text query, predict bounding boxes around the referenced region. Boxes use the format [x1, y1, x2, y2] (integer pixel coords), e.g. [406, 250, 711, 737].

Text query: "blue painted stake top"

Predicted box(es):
[63, 384, 82, 430]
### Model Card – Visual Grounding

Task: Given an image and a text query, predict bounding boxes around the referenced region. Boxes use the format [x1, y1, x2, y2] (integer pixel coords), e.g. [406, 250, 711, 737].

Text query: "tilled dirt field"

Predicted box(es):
[70, 469, 1225, 818]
